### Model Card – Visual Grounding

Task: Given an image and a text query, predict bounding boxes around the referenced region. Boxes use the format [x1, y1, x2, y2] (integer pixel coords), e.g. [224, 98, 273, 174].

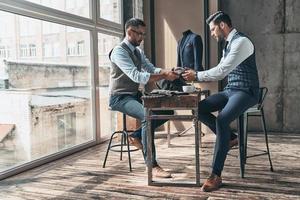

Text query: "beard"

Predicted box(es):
[216, 26, 226, 42]
[131, 40, 142, 47]
[217, 33, 225, 42]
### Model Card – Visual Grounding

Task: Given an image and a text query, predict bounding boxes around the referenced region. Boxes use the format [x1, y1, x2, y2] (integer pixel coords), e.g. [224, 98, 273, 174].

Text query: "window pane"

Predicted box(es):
[98, 33, 121, 138]
[22, 0, 90, 18]
[0, 10, 93, 172]
[99, 0, 121, 24]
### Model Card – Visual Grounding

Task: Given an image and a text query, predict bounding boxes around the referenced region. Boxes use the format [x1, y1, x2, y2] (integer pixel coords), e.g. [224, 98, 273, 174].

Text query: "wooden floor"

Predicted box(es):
[0, 131, 300, 199]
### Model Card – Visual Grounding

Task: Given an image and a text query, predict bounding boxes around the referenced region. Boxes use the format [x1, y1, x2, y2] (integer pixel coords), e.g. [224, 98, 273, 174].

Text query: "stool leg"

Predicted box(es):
[120, 113, 127, 161]
[125, 131, 132, 172]
[261, 108, 274, 171]
[238, 115, 245, 178]
[244, 113, 249, 164]
[103, 132, 116, 168]
[120, 132, 124, 161]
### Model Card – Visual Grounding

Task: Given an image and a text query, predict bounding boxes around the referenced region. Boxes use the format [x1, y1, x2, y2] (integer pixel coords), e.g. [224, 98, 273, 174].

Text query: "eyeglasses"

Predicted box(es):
[131, 29, 147, 37]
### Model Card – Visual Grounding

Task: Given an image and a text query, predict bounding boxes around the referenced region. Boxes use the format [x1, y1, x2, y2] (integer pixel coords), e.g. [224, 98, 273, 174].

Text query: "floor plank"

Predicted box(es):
[0, 132, 300, 199]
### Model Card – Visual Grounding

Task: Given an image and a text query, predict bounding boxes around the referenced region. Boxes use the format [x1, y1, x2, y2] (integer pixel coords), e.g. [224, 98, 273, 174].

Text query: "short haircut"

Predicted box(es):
[206, 11, 232, 27]
[125, 18, 146, 30]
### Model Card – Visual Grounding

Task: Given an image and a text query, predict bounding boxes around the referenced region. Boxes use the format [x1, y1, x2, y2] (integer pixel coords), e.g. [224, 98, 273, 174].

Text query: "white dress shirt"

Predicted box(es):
[196, 29, 254, 81]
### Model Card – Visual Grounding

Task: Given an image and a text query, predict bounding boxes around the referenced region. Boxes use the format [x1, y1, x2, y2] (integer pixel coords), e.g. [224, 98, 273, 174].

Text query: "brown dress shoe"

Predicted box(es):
[201, 174, 222, 192]
[229, 137, 238, 149]
[128, 136, 143, 150]
[152, 165, 172, 178]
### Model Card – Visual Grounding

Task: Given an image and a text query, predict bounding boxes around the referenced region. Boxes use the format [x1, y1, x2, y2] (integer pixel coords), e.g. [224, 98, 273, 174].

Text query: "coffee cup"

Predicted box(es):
[182, 85, 196, 93]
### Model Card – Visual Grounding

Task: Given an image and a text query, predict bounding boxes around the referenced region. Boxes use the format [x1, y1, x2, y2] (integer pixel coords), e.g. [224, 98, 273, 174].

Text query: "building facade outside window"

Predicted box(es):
[67, 41, 85, 56]
[0, 46, 10, 58]
[57, 113, 76, 150]
[19, 44, 37, 57]
[43, 42, 60, 58]
[0, 0, 137, 180]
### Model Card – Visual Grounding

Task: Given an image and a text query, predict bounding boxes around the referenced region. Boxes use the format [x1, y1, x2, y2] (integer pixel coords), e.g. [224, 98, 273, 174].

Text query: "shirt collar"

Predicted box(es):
[123, 38, 136, 52]
[226, 28, 237, 43]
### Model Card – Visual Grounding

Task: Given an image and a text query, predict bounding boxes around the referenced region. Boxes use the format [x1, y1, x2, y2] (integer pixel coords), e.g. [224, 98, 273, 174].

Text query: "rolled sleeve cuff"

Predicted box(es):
[141, 72, 151, 84]
[196, 71, 207, 81]
[154, 68, 161, 74]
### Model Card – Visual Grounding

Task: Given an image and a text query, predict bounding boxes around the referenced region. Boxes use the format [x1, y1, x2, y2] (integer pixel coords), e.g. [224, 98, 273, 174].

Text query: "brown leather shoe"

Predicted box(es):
[229, 137, 238, 149]
[201, 173, 222, 192]
[128, 136, 143, 150]
[152, 165, 172, 178]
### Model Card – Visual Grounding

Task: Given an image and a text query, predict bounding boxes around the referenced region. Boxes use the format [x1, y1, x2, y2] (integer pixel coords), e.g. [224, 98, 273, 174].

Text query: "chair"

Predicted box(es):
[102, 112, 139, 172]
[239, 87, 274, 177]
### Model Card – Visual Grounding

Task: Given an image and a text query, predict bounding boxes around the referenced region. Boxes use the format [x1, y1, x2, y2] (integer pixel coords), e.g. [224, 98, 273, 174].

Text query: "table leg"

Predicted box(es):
[167, 121, 171, 147]
[194, 109, 201, 186]
[146, 108, 153, 185]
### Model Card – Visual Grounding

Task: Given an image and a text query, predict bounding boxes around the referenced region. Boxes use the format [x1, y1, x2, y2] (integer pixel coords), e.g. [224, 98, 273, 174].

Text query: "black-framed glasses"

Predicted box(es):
[131, 29, 146, 37]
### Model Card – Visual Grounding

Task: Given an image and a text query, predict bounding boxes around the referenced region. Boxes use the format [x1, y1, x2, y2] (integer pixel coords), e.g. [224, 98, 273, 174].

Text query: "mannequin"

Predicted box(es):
[177, 29, 204, 71]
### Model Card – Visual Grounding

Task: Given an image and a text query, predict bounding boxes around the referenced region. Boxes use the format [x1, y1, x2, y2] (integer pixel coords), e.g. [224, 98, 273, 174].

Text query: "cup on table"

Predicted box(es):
[182, 85, 196, 93]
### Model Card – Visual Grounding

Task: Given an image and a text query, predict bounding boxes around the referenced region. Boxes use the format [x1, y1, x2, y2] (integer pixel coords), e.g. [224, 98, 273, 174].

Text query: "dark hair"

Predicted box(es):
[206, 11, 232, 27]
[125, 18, 146, 30]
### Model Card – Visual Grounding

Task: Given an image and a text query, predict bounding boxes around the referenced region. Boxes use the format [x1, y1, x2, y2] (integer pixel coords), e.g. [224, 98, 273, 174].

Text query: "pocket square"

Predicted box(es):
[186, 42, 193, 47]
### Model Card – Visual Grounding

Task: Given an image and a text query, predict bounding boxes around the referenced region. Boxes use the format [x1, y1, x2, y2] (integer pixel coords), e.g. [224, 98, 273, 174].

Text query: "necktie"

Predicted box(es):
[223, 41, 229, 51]
[133, 48, 140, 59]
[133, 48, 141, 69]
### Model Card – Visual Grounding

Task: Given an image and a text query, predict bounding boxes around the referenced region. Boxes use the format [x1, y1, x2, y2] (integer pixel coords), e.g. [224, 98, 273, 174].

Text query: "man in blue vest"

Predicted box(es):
[183, 11, 260, 192]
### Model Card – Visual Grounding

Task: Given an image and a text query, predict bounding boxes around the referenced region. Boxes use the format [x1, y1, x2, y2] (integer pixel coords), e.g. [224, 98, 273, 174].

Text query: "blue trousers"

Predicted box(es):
[109, 92, 173, 166]
[198, 89, 258, 176]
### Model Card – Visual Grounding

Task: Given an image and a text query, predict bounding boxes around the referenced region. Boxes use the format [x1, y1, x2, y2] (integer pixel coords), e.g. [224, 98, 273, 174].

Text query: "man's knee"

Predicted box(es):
[216, 113, 231, 126]
[198, 100, 210, 114]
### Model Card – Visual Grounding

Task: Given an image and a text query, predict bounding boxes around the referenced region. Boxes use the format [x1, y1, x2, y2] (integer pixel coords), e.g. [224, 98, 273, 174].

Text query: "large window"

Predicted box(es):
[0, 11, 92, 173]
[0, 0, 129, 180]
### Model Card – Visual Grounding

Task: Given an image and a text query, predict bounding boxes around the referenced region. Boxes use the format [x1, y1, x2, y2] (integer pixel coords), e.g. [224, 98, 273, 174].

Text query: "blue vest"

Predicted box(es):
[224, 32, 259, 95]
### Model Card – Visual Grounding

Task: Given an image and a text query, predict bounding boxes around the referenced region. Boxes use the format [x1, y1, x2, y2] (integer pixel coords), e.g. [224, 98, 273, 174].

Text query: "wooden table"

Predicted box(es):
[142, 91, 201, 187]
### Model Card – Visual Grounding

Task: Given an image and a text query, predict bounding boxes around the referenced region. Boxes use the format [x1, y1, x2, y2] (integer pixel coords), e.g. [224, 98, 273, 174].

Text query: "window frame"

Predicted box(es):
[0, 0, 126, 180]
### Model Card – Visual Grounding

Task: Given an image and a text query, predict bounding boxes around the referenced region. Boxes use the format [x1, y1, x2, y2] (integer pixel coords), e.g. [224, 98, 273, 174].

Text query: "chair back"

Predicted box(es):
[257, 87, 268, 110]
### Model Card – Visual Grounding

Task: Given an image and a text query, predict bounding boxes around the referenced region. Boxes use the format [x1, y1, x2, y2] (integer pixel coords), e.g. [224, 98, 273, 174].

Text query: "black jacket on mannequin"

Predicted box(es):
[177, 29, 204, 71]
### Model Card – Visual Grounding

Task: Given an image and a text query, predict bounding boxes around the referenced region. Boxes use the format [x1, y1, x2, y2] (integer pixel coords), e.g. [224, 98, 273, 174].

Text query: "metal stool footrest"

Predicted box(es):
[109, 143, 140, 152]
[102, 112, 140, 172]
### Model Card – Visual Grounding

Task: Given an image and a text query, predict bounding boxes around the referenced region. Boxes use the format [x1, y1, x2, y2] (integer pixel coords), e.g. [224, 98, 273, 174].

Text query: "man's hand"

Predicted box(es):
[164, 71, 179, 81]
[182, 69, 197, 82]
[161, 70, 179, 81]
[148, 69, 179, 82]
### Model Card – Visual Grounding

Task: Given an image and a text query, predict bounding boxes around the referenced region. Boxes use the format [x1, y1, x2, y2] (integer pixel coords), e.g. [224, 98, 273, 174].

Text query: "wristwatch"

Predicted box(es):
[194, 72, 198, 81]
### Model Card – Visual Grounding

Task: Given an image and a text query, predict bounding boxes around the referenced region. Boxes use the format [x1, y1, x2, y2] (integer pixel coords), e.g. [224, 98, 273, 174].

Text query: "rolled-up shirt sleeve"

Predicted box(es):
[139, 48, 161, 74]
[111, 46, 153, 85]
[196, 37, 254, 82]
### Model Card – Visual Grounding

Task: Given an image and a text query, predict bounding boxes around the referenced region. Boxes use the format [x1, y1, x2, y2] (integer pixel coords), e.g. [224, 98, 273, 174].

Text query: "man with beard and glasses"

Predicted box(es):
[182, 11, 260, 192]
[109, 18, 179, 178]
